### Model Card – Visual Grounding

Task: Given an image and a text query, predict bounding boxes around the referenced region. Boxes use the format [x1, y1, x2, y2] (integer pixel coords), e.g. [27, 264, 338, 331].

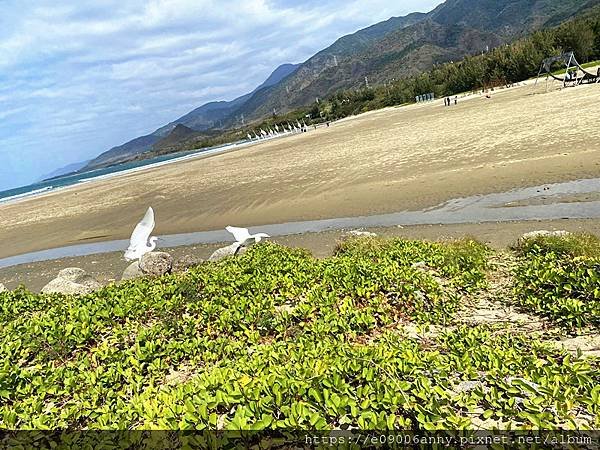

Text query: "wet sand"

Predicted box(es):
[1, 79, 600, 262]
[2, 218, 600, 292]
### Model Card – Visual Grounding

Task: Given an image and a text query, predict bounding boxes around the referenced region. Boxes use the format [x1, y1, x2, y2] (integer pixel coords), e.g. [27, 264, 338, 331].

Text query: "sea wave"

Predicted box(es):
[0, 186, 54, 204]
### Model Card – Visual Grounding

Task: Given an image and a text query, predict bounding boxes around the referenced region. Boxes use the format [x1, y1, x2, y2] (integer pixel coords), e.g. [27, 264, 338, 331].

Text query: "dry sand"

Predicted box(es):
[1, 79, 600, 263]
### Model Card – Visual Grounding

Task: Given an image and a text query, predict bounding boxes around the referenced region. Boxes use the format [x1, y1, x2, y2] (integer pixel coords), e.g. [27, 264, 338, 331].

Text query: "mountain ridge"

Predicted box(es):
[82, 0, 600, 171]
[40, 160, 90, 182]
[83, 63, 300, 170]
[232, 0, 600, 122]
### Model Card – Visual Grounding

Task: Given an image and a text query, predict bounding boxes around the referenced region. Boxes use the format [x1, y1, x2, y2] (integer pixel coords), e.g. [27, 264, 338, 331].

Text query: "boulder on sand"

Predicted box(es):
[520, 230, 571, 241]
[56, 268, 97, 284]
[343, 230, 378, 239]
[121, 252, 174, 280]
[41, 268, 102, 295]
[173, 255, 202, 272]
[517, 230, 571, 248]
[121, 262, 144, 281]
[208, 244, 246, 262]
[139, 252, 173, 277]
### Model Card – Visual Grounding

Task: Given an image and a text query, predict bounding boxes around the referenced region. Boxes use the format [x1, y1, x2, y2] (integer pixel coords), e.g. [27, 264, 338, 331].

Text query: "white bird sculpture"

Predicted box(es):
[124, 207, 158, 261]
[225, 226, 270, 254]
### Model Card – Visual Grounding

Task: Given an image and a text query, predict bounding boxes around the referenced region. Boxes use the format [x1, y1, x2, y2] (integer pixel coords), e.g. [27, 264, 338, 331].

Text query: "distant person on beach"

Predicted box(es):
[454, 96, 458, 105]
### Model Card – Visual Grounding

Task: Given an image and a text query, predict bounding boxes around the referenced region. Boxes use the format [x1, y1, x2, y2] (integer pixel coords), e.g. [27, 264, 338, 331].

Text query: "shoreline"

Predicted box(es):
[0, 77, 550, 210]
[2, 218, 600, 292]
[0, 73, 551, 209]
[0, 133, 288, 207]
[3, 175, 600, 269]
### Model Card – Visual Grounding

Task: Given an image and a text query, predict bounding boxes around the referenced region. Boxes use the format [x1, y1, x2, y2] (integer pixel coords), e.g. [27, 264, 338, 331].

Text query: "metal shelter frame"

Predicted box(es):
[534, 51, 599, 89]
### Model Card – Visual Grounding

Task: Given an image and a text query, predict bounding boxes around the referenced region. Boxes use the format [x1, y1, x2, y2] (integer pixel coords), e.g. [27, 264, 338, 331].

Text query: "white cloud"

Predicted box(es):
[0, 0, 443, 191]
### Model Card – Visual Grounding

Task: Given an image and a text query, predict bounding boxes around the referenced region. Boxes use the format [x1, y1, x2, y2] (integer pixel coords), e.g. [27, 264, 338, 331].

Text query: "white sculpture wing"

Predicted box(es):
[225, 226, 251, 243]
[128, 207, 155, 250]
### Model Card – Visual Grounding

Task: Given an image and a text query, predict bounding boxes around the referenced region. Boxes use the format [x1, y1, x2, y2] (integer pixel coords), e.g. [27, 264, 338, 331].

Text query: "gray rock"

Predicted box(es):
[208, 244, 245, 262]
[42, 279, 92, 295]
[344, 230, 378, 238]
[0, 283, 7, 293]
[520, 230, 570, 241]
[455, 380, 486, 393]
[121, 261, 144, 281]
[56, 268, 92, 284]
[275, 303, 295, 314]
[139, 252, 173, 277]
[41, 268, 102, 295]
[173, 255, 202, 272]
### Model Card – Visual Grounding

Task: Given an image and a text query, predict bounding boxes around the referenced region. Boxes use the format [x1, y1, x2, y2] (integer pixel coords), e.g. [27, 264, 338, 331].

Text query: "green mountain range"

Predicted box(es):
[83, 0, 600, 171]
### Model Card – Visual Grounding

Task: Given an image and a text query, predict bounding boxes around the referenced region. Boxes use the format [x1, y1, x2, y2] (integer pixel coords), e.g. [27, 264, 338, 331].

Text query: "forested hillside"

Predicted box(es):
[82, 0, 600, 168]
[150, 7, 600, 157]
[233, 0, 600, 122]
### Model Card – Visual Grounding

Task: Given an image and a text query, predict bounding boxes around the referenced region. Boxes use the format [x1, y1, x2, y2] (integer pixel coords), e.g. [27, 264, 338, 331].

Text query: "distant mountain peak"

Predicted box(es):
[83, 63, 299, 170]
[40, 160, 90, 181]
[255, 63, 300, 91]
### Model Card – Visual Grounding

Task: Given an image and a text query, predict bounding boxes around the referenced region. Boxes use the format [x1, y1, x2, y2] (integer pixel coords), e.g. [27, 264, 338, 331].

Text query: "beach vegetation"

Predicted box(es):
[0, 239, 598, 434]
[514, 234, 600, 329]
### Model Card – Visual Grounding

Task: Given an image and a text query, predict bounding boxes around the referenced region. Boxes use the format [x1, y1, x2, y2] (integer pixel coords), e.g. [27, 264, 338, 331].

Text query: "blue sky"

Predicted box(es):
[0, 0, 443, 191]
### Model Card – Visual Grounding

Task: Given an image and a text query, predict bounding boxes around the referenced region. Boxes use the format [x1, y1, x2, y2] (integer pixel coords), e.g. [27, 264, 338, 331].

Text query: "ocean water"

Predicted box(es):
[0, 139, 249, 204]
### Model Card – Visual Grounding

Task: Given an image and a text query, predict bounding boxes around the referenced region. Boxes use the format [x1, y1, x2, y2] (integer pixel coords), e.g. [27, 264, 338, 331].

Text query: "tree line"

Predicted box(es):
[311, 9, 600, 121]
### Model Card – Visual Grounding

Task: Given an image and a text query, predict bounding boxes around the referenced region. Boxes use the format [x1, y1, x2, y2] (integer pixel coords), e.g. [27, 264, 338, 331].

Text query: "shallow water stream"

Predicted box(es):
[2, 178, 600, 268]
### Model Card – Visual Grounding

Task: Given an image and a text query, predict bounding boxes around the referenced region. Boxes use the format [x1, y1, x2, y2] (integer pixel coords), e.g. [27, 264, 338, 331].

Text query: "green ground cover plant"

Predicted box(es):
[513, 233, 600, 329]
[0, 239, 597, 434]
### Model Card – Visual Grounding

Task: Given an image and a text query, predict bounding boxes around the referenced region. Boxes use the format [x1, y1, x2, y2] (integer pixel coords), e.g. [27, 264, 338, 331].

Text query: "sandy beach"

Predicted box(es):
[1, 78, 600, 286]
